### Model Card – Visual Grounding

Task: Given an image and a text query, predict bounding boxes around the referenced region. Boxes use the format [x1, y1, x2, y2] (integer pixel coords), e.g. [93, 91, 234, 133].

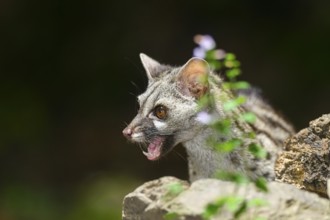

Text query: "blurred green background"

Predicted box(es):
[1, 0, 330, 219]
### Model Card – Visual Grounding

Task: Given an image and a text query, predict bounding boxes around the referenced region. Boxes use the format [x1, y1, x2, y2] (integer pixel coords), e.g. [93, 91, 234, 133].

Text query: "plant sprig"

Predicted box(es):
[194, 34, 269, 219]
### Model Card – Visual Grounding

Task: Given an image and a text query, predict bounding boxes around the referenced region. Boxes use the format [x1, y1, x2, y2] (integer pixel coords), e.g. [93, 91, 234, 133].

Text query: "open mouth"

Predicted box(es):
[142, 136, 165, 161]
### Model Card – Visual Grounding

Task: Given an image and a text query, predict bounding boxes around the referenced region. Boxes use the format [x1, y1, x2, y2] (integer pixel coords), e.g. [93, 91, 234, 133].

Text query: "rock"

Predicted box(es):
[122, 176, 330, 220]
[123, 114, 330, 219]
[122, 177, 189, 220]
[328, 179, 330, 198]
[275, 114, 330, 197]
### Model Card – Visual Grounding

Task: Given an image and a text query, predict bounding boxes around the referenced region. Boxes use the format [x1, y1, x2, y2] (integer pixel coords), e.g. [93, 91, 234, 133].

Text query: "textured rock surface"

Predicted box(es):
[122, 177, 189, 220]
[123, 114, 330, 219]
[275, 114, 330, 197]
[122, 176, 330, 220]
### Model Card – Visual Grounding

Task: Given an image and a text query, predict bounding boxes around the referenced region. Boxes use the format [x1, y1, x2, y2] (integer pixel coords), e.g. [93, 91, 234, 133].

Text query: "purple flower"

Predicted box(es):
[213, 49, 226, 60]
[196, 111, 214, 125]
[193, 47, 206, 58]
[194, 35, 216, 50]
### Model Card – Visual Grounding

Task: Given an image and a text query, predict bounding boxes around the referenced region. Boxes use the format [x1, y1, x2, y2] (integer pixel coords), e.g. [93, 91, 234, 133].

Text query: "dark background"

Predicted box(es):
[1, 0, 329, 219]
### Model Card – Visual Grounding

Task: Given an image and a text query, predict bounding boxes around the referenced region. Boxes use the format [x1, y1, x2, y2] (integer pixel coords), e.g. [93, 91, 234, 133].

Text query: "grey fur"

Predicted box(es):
[123, 53, 295, 182]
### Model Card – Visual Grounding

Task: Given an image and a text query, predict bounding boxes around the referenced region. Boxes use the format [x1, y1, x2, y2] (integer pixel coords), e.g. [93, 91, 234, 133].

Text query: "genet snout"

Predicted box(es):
[122, 127, 132, 139]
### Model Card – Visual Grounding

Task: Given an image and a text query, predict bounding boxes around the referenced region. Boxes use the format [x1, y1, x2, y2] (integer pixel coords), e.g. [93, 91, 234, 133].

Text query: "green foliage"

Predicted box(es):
[248, 143, 267, 159]
[233, 200, 248, 218]
[223, 96, 246, 112]
[223, 81, 251, 90]
[254, 177, 268, 193]
[166, 182, 185, 197]
[162, 182, 186, 203]
[212, 119, 232, 135]
[194, 35, 269, 220]
[254, 217, 268, 220]
[215, 139, 242, 152]
[208, 60, 222, 70]
[198, 93, 214, 110]
[162, 183, 186, 219]
[203, 196, 249, 220]
[215, 172, 250, 185]
[225, 53, 237, 61]
[247, 198, 268, 208]
[240, 112, 257, 124]
[203, 195, 268, 219]
[226, 68, 241, 79]
[164, 212, 180, 220]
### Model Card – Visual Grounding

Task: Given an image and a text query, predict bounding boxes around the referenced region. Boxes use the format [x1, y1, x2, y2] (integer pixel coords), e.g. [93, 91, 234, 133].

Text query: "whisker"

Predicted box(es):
[137, 142, 147, 152]
[173, 149, 187, 162]
[130, 81, 142, 94]
[129, 92, 137, 97]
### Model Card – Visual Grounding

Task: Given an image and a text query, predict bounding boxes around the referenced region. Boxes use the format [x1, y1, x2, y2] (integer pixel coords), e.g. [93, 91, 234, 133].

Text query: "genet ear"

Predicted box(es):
[177, 58, 210, 99]
[140, 53, 162, 81]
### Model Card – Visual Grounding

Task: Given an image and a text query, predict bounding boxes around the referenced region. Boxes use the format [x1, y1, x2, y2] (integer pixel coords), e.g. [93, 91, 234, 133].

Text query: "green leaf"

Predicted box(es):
[225, 196, 244, 213]
[223, 96, 246, 112]
[205, 49, 217, 60]
[240, 112, 257, 124]
[253, 217, 267, 220]
[203, 201, 224, 219]
[225, 53, 236, 61]
[166, 182, 184, 196]
[233, 200, 248, 218]
[209, 60, 222, 71]
[255, 177, 268, 192]
[232, 60, 241, 68]
[248, 143, 267, 159]
[216, 172, 250, 185]
[225, 68, 241, 79]
[224, 60, 235, 68]
[212, 118, 231, 134]
[164, 212, 179, 220]
[245, 132, 256, 139]
[197, 94, 213, 109]
[222, 81, 250, 90]
[230, 81, 250, 90]
[215, 139, 242, 152]
[247, 198, 268, 208]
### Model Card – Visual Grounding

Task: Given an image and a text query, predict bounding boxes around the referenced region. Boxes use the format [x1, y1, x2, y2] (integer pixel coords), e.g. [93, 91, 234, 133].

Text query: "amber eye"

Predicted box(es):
[154, 105, 167, 119]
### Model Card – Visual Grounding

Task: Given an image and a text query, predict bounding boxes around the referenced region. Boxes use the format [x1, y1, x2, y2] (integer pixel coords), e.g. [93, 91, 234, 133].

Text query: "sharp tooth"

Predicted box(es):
[143, 151, 149, 157]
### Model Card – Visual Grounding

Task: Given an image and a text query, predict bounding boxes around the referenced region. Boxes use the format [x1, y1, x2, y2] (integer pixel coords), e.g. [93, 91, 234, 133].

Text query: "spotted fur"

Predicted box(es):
[123, 53, 295, 182]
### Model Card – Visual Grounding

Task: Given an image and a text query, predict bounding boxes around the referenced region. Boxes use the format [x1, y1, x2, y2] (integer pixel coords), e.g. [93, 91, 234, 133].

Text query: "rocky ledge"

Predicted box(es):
[276, 114, 330, 197]
[123, 177, 330, 220]
[123, 114, 330, 219]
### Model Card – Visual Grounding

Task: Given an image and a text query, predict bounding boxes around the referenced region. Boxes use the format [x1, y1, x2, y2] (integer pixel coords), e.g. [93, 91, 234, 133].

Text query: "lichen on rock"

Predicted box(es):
[275, 114, 330, 197]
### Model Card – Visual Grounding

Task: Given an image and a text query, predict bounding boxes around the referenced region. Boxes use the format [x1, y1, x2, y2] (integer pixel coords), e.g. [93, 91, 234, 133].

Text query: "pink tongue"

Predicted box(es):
[144, 136, 164, 160]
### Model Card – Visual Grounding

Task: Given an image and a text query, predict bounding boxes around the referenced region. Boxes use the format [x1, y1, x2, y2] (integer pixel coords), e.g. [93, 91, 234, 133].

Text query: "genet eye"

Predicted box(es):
[154, 105, 167, 120]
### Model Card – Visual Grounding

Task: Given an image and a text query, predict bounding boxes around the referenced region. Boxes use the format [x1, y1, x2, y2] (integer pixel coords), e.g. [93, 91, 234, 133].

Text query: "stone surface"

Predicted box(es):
[275, 114, 330, 197]
[122, 176, 330, 220]
[328, 179, 330, 198]
[122, 177, 189, 220]
[123, 114, 330, 219]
